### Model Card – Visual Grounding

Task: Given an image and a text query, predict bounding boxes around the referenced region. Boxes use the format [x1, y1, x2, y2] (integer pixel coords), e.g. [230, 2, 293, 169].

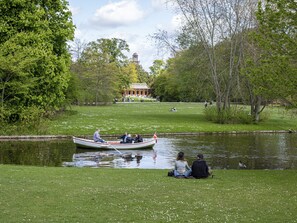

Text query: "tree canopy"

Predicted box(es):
[0, 0, 74, 123]
[252, 0, 297, 106]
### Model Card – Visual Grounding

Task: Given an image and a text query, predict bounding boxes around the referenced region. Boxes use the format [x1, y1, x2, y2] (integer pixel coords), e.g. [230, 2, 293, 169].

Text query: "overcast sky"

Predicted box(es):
[68, 0, 181, 71]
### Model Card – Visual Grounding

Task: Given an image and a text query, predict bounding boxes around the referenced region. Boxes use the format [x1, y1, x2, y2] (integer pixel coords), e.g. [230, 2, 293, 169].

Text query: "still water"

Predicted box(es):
[0, 133, 296, 170]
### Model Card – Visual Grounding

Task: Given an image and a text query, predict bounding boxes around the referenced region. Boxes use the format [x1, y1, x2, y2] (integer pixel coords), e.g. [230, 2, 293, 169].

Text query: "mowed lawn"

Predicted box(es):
[44, 102, 297, 136]
[2, 103, 297, 222]
[1, 165, 297, 223]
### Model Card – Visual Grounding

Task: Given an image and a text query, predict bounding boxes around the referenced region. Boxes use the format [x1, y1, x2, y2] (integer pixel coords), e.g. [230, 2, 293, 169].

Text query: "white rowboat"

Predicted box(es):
[73, 136, 156, 150]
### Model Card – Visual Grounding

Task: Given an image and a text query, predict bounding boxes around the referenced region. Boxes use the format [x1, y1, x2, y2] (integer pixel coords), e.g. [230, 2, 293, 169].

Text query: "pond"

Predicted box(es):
[0, 133, 296, 170]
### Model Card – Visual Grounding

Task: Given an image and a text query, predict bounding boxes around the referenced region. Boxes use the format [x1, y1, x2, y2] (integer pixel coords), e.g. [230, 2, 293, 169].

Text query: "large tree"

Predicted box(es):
[170, 0, 258, 111]
[0, 0, 74, 122]
[239, 0, 297, 122]
[251, 0, 297, 106]
[75, 38, 130, 104]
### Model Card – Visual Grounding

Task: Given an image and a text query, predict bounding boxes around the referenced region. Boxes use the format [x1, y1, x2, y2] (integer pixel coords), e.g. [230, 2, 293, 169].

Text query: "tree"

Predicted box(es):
[0, 0, 74, 122]
[76, 38, 130, 104]
[69, 38, 88, 61]
[148, 60, 166, 86]
[168, 0, 258, 111]
[252, 0, 297, 107]
[238, 0, 297, 121]
[135, 63, 149, 84]
[122, 63, 139, 84]
[151, 29, 180, 56]
[150, 44, 215, 102]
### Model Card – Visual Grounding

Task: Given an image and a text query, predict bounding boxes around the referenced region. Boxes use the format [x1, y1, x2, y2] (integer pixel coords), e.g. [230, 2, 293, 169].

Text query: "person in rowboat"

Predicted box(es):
[134, 134, 143, 143]
[120, 132, 128, 143]
[93, 129, 105, 143]
[125, 134, 134, 143]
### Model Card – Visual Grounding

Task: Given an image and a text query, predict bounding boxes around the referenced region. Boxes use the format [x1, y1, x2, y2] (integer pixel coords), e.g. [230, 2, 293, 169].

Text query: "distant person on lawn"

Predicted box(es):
[191, 154, 211, 179]
[174, 152, 191, 178]
[93, 129, 105, 143]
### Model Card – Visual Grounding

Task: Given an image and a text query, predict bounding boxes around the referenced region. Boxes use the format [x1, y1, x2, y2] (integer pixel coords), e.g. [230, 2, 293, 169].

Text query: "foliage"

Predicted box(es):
[123, 96, 157, 103]
[148, 59, 166, 86]
[151, 68, 180, 102]
[135, 63, 149, 84]
[1, 166, 297, 222]
[168, 0, 258, 111]
[167, 45, 213, 102]
[257, 0, 297, 58]
[155, 0, 296, 123]
[204, 106, 254, 124]
[0, 0, 75, 123]
[71, 38, 130, 104]
[83, 38, 129, 66]
[250, 0, 297, 106]
[121, 62, 139, 84]
[0, 105, 48, 135]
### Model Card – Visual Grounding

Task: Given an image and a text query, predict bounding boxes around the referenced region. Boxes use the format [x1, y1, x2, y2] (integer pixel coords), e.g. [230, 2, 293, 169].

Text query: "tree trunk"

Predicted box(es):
[251, 96, 262, 123]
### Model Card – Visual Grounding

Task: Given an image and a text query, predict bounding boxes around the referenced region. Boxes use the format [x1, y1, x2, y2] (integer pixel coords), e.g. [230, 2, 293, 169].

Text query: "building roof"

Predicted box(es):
[130, 83, 149, 89]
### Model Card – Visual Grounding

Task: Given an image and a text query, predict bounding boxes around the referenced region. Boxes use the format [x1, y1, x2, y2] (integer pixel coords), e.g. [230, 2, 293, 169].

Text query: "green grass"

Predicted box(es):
[1, 165, 297, 222]
[2, 103, 297, 222]
[41, 102, 297, 136]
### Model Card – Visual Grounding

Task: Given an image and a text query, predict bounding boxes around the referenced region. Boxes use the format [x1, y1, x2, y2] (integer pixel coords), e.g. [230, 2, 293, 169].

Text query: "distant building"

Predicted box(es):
[132, 52, 139, 64]
[123, 53, 150, 97]
[123, 83, 151, 97]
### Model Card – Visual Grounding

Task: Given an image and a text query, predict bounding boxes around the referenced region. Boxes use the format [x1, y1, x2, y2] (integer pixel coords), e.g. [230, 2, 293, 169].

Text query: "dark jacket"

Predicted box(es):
[134, 135, 143, 143]
[125, 136, 133, 143]
[120, 134, 127, 143]
[191, 160, 209, 178]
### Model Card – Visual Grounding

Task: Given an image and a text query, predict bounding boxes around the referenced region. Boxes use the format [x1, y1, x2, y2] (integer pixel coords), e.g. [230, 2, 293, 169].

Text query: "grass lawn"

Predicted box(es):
[2, 103, 297, 222]
[1, 165, 297, 222]
[40, 102, 297, 136]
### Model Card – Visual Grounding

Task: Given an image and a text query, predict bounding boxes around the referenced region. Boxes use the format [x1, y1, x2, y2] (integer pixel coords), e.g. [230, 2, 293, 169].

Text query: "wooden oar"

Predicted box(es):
[107, 143, 122, 155]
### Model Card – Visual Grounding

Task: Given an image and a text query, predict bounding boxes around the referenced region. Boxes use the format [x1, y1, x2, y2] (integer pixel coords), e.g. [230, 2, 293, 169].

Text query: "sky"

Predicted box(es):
[68, 0, 181, 71]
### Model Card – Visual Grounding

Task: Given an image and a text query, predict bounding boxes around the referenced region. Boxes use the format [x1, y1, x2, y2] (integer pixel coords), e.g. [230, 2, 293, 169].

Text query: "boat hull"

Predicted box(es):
[73, 136, 155, 150]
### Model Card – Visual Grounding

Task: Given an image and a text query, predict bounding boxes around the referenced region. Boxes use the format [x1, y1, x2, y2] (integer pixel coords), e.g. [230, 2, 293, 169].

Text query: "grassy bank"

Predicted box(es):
[1, 165, 297, 222]
[39, 102, 296, 136]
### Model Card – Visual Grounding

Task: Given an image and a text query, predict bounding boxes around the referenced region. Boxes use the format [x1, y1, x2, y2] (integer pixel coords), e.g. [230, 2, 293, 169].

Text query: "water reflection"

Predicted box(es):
[0, 133, 296, 169]
[0, 139, 75, 166]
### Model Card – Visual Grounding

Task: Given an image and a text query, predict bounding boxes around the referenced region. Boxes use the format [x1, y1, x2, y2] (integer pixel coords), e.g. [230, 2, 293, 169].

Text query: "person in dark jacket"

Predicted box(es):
[120, 132, 128, 143]
[134, 134, 143, 143]
[125, 134, 134, 143]
[191, 154, 210, 179]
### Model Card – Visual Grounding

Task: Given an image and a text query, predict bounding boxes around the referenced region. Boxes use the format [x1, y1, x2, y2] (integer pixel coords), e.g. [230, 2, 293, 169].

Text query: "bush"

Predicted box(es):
[124, 96, 157, 102]
[204, 106, 253, 124]
[0, 106, 48, 135]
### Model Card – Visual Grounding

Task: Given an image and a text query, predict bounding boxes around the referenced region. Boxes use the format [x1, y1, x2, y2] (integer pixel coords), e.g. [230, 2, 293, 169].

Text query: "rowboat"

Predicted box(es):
[72, 136, 156, 150]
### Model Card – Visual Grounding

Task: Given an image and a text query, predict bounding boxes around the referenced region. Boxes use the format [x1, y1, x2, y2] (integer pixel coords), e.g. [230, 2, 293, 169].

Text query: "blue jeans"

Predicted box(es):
[95, 138, 105, 143]
[174, 169, 191, 177]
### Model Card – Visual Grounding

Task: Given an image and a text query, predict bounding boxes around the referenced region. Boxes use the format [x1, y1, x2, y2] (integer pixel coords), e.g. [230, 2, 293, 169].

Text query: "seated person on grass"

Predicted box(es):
[191, 154, 211, 179]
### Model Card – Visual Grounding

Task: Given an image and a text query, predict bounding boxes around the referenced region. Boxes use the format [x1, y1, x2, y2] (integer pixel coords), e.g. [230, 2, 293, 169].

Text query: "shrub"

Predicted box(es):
[204, 106, 253, 124]
[0, 106, 48, 135]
